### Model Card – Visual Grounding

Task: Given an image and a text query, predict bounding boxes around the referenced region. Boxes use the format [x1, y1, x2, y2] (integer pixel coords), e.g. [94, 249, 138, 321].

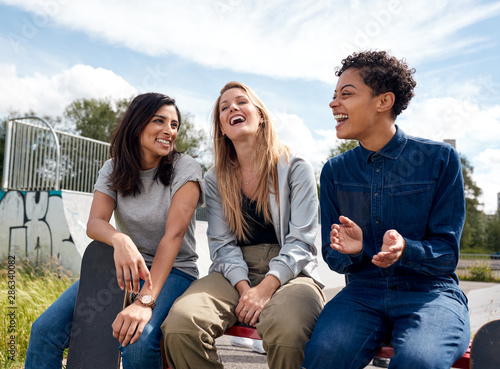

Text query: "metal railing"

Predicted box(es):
[457, 253, 500, 279]
[2, 117, 110, 193]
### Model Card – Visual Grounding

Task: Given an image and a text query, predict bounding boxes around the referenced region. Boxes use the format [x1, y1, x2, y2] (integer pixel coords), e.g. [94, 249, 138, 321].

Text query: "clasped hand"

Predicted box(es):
[112, 301, 152, 347]
[235, 276, 279, 327]
[330, 215, 406, 268]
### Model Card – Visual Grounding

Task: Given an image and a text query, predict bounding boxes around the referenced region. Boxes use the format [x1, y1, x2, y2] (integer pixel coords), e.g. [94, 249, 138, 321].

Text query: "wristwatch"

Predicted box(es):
[135, 293, 156, 309]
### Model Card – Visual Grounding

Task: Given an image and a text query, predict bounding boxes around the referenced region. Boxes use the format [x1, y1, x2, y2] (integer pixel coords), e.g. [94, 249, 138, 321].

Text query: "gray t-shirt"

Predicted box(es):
[94, 153, 203, 278]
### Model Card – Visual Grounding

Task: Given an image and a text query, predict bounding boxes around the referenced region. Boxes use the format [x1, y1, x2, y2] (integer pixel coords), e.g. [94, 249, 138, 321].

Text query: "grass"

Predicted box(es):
[0, 258, 76, 369]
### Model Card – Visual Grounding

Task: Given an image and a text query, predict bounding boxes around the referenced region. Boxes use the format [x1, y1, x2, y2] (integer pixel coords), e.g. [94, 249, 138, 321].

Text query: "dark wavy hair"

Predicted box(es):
[109, 92, 181, 196]
[336, 50, 416, 118]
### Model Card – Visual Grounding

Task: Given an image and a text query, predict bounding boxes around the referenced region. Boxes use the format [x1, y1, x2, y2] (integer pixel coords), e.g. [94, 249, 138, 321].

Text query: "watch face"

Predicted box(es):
[141, 295, 152, 304]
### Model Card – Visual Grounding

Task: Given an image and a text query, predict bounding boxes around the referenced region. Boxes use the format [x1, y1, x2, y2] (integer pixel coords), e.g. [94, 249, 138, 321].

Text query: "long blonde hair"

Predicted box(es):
[212, 81, 290, 242]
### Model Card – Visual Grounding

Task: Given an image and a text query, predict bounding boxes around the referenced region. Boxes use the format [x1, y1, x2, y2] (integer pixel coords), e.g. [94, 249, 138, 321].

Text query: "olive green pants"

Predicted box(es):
[162, 244, 325, 369]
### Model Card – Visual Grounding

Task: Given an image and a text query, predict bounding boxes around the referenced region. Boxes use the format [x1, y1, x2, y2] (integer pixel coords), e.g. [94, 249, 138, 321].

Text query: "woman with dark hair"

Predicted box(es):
[25, 92, 203, 369]
[162, 82, 325, 369]
[302, 51, 470, 368]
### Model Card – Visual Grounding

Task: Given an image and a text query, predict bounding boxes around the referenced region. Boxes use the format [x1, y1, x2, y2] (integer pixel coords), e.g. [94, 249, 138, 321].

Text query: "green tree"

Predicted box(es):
[176, 112, 209, 172]
[460, 155, 487, 251]
[326, 140, 359, 160]
[63, 97, 131, 142]
[485, 211, 500, 252]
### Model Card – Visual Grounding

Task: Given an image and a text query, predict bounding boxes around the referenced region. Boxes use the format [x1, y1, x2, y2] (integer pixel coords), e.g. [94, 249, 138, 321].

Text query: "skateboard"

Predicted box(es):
[470, 319, 500, 369]
[66, 241, 126, 369]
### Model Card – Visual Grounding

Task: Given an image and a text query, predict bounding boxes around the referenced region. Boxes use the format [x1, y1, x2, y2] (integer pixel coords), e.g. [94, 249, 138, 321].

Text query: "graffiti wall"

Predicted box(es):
[0, 190, 83, 275]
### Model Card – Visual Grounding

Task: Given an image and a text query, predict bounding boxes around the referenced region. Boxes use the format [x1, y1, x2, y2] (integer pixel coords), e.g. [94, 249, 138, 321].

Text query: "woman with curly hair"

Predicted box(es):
[162, 81, 325, 369]
[302, 51, 470, 369]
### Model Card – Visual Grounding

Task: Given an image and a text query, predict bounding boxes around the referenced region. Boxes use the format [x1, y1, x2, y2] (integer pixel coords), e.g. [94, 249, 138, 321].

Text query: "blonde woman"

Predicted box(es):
[162, 82, 325, 368]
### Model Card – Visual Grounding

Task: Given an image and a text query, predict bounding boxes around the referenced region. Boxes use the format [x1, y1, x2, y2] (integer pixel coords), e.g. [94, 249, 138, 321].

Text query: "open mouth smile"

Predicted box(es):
[230, 115, 246, 126]
[334, 114, 349, 123]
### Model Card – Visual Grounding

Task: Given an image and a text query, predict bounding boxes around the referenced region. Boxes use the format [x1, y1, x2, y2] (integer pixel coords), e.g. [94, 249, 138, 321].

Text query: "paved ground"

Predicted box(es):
[213, 281, 500, 369]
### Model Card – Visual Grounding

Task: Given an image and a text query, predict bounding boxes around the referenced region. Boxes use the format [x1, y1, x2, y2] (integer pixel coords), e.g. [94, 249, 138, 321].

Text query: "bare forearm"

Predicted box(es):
[86, 218, 124, 247]
[139, 235, 183, 299]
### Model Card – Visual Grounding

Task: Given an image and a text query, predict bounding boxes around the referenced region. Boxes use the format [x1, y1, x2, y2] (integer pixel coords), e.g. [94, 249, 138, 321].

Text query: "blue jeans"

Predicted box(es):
[302, 278, 470, 369]
[25, 268, 195, 369]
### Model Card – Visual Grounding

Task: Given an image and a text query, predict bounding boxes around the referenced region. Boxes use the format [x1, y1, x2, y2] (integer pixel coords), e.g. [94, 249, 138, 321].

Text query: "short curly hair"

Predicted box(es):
[335, 50, 416, 118]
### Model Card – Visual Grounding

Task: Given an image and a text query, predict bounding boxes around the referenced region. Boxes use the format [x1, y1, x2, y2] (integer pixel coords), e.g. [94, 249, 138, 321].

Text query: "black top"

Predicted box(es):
[238, 193, 279, 246]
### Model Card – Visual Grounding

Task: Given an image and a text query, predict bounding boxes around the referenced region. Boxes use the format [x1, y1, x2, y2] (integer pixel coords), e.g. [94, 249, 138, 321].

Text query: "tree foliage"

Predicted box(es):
[63, 97, 131, 142]
[326, 140, 359, 160]
[176, 112, 209, 172]
[485, 211, 500, 252]
[460, 155, 487, 250]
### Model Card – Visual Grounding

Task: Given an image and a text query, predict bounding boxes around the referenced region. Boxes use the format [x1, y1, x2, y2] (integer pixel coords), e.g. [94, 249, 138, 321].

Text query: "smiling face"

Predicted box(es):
[218, 87, 262, 143]
[139, 104, 179, 169]
[329, 68, 384, 144]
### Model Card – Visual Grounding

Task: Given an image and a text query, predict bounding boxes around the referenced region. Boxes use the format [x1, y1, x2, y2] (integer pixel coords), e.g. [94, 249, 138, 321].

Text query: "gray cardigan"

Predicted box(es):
[205, 152, 323, 288]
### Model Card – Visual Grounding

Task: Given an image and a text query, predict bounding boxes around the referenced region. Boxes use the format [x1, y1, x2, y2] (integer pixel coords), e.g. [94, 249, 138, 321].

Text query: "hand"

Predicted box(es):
[330, 216, 363, 255]
[372, 230, 406, 268]
[112, 301, 153, 347]
[235, 276, 279, 327]
[112, 234, 152, 293]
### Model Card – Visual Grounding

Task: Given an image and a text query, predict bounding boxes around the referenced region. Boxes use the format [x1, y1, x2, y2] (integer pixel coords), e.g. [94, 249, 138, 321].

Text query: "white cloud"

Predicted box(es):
[400, 96, 500, 154]
[3, 0, 500, 83]
[272, 112, 337, 171]
[0, 63, 137, 117]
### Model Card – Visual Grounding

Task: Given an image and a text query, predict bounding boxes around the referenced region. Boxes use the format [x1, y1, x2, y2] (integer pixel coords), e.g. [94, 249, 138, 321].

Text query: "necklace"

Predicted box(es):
[240, 166, 256, 175]
[242, 176, 254, 185]
[240, 166, 256, 185]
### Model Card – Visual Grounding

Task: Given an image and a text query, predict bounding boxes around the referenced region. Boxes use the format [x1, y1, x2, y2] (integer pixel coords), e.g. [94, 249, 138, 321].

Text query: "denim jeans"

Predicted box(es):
[302, 278, 470, 369]
[25, 268, 195, 369]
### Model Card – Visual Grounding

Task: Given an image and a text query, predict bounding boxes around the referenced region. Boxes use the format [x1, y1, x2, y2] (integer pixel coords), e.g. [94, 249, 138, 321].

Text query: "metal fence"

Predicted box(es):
[457, 254, 500, 279]
[2, 117, 110, 193]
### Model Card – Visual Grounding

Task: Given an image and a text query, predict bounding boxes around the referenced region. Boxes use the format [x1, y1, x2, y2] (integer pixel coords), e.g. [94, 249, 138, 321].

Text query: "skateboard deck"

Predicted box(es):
[66, 241, 126, 369]
[470, 319, 500, 369]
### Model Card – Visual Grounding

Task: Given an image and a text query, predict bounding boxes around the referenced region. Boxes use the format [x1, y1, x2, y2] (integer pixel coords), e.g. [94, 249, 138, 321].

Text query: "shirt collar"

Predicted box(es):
[358, 125, 407, 163]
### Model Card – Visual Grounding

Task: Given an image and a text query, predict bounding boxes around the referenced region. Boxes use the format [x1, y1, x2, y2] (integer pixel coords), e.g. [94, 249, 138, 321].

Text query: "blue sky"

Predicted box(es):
[1, 0, 500, 213]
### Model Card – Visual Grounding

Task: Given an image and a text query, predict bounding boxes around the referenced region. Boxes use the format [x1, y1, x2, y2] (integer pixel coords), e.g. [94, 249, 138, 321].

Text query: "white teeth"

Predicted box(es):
[230, 115, 245, 125]
[334, 114, 349, 121]
[157, 139, 170, 144]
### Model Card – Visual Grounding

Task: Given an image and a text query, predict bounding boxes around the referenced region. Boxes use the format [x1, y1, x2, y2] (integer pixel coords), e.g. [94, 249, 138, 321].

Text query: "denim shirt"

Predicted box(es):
[320, 126, 465, 285]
